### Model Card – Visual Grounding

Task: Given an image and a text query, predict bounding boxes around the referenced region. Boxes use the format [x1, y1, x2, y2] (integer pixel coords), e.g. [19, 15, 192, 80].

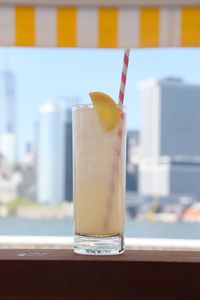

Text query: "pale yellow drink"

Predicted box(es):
[73, 104, 126, 254]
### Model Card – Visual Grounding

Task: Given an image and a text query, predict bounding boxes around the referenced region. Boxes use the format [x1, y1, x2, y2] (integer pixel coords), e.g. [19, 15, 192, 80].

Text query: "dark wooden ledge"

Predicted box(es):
[0, 249, 200, 300]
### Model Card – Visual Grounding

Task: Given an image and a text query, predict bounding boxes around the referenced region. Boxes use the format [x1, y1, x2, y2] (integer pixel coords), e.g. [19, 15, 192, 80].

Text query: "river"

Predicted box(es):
[0, 217, 199, 239]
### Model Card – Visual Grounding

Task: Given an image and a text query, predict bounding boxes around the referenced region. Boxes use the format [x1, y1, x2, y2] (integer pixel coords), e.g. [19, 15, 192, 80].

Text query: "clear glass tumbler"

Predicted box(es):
[73, 104, 126, 255]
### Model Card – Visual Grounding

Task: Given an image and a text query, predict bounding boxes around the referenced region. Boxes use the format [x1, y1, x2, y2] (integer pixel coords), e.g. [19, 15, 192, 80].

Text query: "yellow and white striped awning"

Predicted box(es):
[0, 0, 200, 48]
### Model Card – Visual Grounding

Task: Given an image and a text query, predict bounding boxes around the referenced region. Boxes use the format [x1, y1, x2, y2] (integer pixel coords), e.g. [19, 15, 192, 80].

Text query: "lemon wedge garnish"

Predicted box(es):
[89, 91, 120, 132]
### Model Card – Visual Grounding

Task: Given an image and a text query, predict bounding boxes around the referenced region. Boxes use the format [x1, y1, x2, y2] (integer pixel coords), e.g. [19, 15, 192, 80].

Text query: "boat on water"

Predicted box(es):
[182, 203, 200, 222]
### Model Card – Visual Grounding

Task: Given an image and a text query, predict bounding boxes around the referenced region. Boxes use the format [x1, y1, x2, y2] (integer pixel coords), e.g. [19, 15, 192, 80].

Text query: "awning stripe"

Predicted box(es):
[170, 7, 181, 47]
[0, 7, 14, 46]
[0, 5, 199, 48]
[36, 7, 56, 47]
[160, 7, 171, 46]
[139, 8, 160, 47]
[160, 7, 181, 46]
[15, 6, 35, 46]
[181, 7, 200, 46]
[57, 7, 77, 47]
[98, 7, 118, 48]
[118, 8, 139, 48]
[77, 8, 97, 47]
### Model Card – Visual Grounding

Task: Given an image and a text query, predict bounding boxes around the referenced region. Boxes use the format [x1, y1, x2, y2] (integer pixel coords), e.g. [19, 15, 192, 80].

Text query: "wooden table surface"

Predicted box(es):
[0, 249, 200, 300]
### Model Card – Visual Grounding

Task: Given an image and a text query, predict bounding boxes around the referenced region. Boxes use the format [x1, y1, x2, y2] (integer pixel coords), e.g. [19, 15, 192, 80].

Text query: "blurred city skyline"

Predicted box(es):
[0, 47, 200, 158]
[0, 56, 199, 222]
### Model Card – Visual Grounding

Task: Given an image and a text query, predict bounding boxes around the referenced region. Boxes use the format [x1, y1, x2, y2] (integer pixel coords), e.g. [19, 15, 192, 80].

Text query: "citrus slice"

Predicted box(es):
[89, 91, 120, 132]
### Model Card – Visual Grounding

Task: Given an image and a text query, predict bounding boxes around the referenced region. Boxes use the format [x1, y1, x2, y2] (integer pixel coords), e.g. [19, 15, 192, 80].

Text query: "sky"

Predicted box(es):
[0, 47, 199, 158]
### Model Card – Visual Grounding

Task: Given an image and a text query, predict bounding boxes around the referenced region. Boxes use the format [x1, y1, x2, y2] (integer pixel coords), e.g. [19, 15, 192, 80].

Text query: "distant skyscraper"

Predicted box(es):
[37, 102, 64, 204]
[126, 130, 139, 192]
[139, 78, 200, 197]
[2, 71, 15, 133]
[18, 143, 36, 201]
[1, 133, 17, 164]
[64, 108, 73, 201]
[59, 97, 79, 202]
[140, 78, 200, 158]
[0, 70, 17, 164]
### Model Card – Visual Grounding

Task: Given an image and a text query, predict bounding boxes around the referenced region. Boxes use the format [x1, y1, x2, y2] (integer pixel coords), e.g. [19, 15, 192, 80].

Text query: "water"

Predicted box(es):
[0, 217, 200, 239]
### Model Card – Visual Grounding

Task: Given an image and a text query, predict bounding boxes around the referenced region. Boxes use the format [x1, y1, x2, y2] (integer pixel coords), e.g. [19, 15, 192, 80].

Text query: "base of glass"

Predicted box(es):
[74, 234, 124, 255]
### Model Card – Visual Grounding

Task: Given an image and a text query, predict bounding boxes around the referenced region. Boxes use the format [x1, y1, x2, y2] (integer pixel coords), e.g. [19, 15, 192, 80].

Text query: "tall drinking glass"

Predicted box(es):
[73, 104, 126, 255]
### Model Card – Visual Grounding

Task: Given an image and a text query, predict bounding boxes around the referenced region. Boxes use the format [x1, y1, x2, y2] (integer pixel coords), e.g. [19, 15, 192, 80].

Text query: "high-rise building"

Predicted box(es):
[37, 101, 64, 204]
[139, 78, 200, 197]
[140, 78, 200, 158]
[139, 157, 200, 197]
[64, 108, 73, 202]
[1, 133, 17, 164]
[1, 70, 15, 133]
[126, 130, 139, 192]
[18, 143, 36, 201]
[0, 70, 17, 164]
[61, 97, 79, 202]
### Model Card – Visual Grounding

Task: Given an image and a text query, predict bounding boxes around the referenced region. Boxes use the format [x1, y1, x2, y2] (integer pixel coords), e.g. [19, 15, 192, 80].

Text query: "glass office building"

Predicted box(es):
[37, 101, 64, 204]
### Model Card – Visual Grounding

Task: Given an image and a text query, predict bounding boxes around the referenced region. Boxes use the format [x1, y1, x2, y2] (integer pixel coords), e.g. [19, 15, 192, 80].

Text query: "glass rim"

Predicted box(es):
[72, 103, 126, 110]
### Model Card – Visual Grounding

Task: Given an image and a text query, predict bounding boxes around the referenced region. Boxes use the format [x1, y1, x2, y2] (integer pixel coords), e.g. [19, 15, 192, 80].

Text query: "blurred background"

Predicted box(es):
[0, 47, 200, 240]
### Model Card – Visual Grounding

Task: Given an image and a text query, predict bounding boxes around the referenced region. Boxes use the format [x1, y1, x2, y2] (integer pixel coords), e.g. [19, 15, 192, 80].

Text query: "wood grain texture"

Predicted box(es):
[0, 249, 200, 300]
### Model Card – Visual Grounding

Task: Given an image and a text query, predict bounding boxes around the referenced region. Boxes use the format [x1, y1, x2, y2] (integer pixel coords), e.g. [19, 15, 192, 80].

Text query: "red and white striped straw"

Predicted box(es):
[118, 49, 130, 105]
[103, 49, 131, 230]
